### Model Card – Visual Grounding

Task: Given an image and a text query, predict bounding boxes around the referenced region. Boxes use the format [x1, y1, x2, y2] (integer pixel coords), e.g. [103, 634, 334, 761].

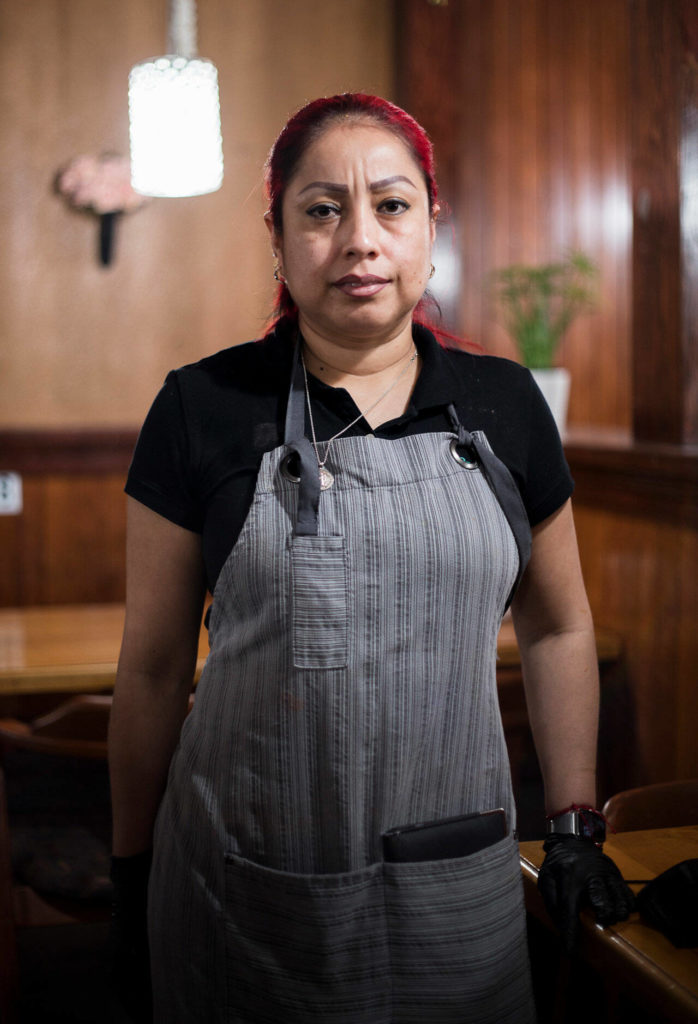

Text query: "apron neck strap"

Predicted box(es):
[447, 406, 531, 609]
[284, 334, 307, 445]
[284, 334, 321, 536]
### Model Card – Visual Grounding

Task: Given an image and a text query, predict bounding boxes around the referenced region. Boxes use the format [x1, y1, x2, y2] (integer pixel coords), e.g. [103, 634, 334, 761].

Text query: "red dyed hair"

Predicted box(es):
[264, 92, 471, 347]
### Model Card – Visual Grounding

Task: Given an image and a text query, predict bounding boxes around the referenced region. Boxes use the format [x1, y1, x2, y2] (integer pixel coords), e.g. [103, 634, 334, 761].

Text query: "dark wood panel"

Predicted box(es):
[1, 430, 137, 473]
[0, 473, 127, 608]
[574, 501, 698, 784]
[680, 0, 698, 443]
[565, 430, 698, 528]
[0, 431, 131, 606]
[397, 0, 463, 329]
[630, 0, 684, 443]
[399, 0, 633, 432]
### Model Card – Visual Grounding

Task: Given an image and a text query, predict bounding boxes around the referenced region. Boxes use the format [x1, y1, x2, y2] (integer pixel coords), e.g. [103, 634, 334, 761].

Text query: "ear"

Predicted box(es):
[264, 210, 282, 258]
[430, 202, 440, 246]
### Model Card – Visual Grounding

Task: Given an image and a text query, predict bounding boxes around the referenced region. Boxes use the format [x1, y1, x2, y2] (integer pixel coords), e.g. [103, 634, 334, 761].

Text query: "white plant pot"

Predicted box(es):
[530, 368, 571, 436]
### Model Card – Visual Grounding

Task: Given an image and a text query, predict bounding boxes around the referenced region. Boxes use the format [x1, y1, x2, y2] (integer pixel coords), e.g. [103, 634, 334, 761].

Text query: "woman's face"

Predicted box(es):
[267, 121, 436, 348]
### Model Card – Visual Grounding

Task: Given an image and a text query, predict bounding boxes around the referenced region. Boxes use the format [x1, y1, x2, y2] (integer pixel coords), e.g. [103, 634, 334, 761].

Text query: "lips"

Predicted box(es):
[333, 274, 389, 298]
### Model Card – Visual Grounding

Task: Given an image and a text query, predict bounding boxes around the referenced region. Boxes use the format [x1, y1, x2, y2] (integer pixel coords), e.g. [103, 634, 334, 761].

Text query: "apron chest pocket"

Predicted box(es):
[290, 535, 349, 669]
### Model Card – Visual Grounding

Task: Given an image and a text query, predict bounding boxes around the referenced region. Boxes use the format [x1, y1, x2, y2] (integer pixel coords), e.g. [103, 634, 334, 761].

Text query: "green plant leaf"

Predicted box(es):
[490, 250, 599, 368]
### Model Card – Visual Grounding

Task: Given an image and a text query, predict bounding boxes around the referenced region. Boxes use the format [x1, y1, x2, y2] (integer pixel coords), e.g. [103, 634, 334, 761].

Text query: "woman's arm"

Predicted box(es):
[108, 497, 207, 856]
[512, 500, 635, 950]
[510, 498, 599, 814]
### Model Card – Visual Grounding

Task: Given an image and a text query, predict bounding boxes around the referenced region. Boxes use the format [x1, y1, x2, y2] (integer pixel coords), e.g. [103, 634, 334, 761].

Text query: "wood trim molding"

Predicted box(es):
[565, 429, 698, 527]
[0, 430, 138, 474]
[2, 427, 696, 527]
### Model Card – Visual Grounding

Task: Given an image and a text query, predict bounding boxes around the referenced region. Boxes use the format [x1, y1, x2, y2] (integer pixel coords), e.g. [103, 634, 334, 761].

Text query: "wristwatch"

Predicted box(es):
[546, 808, 606, 845]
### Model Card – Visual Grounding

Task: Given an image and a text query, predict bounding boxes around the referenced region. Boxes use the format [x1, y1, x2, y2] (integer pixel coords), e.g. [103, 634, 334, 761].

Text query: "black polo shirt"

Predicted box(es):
[126, 318, 573, 593]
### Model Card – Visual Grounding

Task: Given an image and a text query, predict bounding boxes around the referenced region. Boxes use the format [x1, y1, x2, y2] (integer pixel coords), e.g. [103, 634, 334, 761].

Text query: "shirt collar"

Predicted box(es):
[266, 317, 464, 421]
[408, 323, 463, 414]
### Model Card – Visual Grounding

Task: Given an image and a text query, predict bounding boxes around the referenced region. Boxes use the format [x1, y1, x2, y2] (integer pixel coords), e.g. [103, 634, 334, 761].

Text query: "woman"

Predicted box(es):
[109, 93, 633, 1023]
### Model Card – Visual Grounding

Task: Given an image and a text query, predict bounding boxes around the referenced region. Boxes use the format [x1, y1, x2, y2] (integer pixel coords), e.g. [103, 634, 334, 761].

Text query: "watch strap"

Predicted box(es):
[546, 805, 607, 844]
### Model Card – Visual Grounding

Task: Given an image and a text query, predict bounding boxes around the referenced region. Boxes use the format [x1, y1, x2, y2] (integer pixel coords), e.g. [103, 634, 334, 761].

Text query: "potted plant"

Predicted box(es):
[491, 251, 598, 433]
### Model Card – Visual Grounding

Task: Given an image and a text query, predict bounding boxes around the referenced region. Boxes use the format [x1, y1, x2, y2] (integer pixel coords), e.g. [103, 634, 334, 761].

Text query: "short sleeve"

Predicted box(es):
[125, 371, 204, 533]
[519, 371, 574, 526]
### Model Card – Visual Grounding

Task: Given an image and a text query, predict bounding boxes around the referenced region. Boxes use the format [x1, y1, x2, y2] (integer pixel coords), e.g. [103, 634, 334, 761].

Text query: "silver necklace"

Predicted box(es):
[301, 344, 418, 490]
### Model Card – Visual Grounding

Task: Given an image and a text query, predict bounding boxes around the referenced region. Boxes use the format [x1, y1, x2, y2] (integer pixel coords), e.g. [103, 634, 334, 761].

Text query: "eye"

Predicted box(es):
[378, 198, 410, 216]
[307, 202, 340, 220]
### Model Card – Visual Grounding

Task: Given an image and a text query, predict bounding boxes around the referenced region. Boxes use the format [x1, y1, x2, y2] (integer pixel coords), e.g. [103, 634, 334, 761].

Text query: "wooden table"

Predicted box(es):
[0, 602, 622, 698]
[520, 827, 698, 1023]
[0, 603, 209, 697]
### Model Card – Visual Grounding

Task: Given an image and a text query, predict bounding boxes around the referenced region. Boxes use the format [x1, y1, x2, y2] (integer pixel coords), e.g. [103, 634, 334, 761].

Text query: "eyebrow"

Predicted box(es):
[297, 174, 418, 196]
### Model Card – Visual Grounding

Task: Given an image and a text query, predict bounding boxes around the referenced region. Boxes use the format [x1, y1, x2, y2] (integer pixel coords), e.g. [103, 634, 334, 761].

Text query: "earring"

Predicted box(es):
[273, 258, 285, 283]
[428, 263, 436, 280]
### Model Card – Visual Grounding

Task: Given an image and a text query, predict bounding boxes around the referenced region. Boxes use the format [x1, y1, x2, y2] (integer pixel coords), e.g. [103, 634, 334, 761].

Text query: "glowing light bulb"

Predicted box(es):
[128, 56, 223, 198]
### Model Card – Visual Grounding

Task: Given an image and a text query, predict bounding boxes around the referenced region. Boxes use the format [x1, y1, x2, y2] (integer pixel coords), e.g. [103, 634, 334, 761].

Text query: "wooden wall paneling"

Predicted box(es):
[0, 431, 133, 607]
[399, 0, 632, 431]
[453, 2, 488, 345]
[630, 0, 683, 443]
[595, 0, 632, 431]
[44, 475, 127, 605]
[547, 0, 633, 432]
[0, 501, 25, 608]
[630, 0, 698, 444]
[677, 524, 698, 774]
[680, 0, 698, 443]
[567, 437, 698, 786]
[0, 0, 396, 430]
[573, 502, 698, 786]
[1, 473, 127, 608]
[485, 0, 512, 310]
[512, 1, 545, 270]
[396, 0, 462, 330]
[561, 1, 596, 424]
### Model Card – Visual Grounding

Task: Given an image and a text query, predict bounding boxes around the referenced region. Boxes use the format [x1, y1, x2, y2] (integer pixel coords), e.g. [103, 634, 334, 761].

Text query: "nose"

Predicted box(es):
[341, 201, 378, 259]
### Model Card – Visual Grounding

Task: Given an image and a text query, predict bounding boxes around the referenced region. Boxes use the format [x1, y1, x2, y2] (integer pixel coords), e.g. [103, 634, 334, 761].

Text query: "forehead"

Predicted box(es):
[289, 121, 425, 189]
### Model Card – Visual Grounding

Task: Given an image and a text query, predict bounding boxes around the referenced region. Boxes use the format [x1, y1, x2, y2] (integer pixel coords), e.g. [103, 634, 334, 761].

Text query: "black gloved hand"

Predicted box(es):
[537, 834, 635, 953]
[110, 849, 153, 1024]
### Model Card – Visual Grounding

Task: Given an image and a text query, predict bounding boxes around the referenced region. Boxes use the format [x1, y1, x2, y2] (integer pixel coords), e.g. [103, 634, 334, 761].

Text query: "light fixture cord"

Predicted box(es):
[168, 0, 198, 58]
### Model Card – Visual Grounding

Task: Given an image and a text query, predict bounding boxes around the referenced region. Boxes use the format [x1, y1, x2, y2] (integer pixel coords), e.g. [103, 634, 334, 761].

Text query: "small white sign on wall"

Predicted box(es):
[0, 472, 23, 515]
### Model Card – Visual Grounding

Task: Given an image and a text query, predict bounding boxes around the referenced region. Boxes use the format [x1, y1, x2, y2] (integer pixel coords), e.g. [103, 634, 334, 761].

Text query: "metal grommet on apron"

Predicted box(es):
[449, 436, 479, 469]
[279, 451, 301, 483]
[148, 338, 536, 1023]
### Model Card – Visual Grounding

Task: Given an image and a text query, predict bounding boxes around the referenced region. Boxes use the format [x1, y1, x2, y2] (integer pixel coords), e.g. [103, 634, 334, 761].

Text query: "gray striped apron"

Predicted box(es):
[148, 341, 537, 1023]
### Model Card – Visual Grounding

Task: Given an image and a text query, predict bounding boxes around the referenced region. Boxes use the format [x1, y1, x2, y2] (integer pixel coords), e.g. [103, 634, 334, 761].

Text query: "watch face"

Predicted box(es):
[581, 813, 606, 843]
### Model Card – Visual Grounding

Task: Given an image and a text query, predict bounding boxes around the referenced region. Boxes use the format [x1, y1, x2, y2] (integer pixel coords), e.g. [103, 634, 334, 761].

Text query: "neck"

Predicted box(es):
[298, 318, 421, 430]
[298, 317, 416, 386]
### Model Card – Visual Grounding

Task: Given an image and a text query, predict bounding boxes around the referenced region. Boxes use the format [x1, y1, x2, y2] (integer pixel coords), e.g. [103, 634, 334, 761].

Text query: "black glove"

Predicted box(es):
[110, 849, 153, 1024]
[537, 834, 635, 953]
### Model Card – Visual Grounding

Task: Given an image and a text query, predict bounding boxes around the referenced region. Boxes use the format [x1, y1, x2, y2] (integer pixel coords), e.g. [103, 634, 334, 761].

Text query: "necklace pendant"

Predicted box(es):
[319, 466, 334, 490]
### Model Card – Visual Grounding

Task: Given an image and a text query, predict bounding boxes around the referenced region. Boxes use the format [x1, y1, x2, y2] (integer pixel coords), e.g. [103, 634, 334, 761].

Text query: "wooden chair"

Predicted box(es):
[0, 692, 196, 1020]
[0, 766, 20, 1024]
[0, 696, 114, 1024]
[0, 695, 111, 761]
[602, 779, 698, 832]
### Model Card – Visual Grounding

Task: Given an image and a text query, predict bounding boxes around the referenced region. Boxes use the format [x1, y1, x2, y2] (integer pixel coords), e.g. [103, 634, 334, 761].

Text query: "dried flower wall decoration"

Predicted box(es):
[56, 153, 148, 266]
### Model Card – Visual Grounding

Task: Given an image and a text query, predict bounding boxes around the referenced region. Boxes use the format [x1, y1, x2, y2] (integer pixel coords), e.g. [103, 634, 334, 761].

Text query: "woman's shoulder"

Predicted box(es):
[171, 329, 293, 398]
[442, 344, 531, 385]
[416, 323, 531, 389]
[436, 343, 535, 415]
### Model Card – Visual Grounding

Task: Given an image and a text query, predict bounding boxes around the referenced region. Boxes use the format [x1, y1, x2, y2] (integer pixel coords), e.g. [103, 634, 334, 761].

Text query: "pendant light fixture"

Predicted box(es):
[128, 0, 224, 198]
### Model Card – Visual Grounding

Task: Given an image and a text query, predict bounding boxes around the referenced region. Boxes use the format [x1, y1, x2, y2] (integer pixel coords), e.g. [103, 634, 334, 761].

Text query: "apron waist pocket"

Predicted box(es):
[222, 837, 535, 1023]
